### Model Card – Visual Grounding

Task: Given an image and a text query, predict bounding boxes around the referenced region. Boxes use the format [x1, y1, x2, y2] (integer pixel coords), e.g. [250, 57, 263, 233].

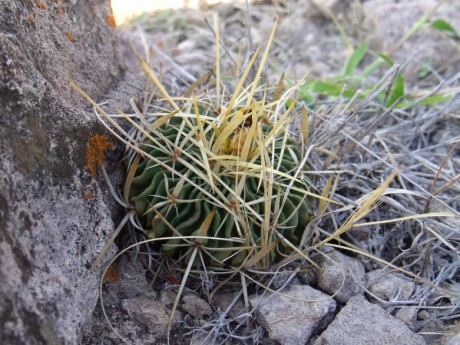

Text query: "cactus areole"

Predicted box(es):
[128, 105, 313, 268]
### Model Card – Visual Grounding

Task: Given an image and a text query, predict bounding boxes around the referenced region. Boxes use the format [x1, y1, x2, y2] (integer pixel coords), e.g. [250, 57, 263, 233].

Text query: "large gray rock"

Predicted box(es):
[0, 0, 124, 344]
[314, 295, 426, 345]
[250, 284, 336, 345]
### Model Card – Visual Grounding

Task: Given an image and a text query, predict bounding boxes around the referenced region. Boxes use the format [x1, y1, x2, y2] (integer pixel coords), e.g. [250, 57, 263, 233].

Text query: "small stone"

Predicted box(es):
[366, 269, 415, 302]
[182, 294, 213, 319]
[314, 248, 366, 303]
[314, 295, 426, 345]
[395, 306, 418, 330]
[121, 298, 181, 335]
[160, 288, 178, 307]
[191, 330, 210, 345]
[250, 284, 336, 345]
[213, 292, 247, 323]
[418, 310, 430, 320]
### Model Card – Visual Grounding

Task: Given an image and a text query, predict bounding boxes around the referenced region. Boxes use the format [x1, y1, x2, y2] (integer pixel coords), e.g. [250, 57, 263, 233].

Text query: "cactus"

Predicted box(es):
[127, 102, 313, 267]
[72, 20, 317, 269]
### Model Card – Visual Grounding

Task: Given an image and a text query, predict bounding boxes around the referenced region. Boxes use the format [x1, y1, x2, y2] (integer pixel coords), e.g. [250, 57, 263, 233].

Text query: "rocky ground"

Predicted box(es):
[1, 0, 459, 344]
[81, 1, 460, 344]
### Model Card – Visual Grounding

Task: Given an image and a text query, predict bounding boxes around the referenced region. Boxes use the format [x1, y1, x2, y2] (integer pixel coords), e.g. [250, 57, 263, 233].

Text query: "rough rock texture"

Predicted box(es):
[121, 298, 182, 335]
[182, 294, 213, 320]
[81, 256, 162, 344]
[395, 306, 418, 331]
[363, 0, 460, 81]
[314, 248, 366, 303]
[0, 0, 124, 344]
[213, 291, 246, 323]
[250, 284, 336, 345]
[314, 295, 426, 345]
[366, 269, 415, 302]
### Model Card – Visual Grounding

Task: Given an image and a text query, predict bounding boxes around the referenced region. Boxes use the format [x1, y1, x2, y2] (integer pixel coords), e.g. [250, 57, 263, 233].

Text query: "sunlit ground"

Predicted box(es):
[111, 0, 251, 25]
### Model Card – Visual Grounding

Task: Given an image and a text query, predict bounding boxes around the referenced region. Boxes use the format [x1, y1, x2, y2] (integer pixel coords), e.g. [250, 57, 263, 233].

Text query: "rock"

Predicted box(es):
[105, 254, 157, 301]
[366, 269, 415, 302]
[395, 306, 418, 331]
[182, 294, 213, 319]
[121, 298, 181, 335]
[314, 295, 427, 345]
[213, 291, 247, 323]
[362, 0, 460, 81]
[250, 284, 336, 345]
[314, 248, 366, 303]
[418, 310, 431, 320]
[0, 0, 124, 344]
[160, 288, 179, 307]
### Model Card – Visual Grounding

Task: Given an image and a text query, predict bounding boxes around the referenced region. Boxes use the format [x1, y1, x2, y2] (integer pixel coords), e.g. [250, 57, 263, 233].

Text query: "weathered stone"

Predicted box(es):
[213, 291, 247, 323]
[314, 248, 366, 303]
[395, 306, 418, 331]
[121, 298, 181, 335]
[0, 0, 124, 344]
[182, 294, 213, 319]
[366, 269, 415, 302]
[105, 254, 157, 301]
[314, 295, 427, 345]
[250, 284, 336, 345]
[160, 288, 179, 307]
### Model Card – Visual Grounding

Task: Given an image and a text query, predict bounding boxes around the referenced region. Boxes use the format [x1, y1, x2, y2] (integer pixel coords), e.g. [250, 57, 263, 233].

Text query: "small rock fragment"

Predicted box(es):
[366, 269, 415, 302]
[314, 295, 426, 345]
[395, 306, 418, 330]
[182, 294, 213, 319]
[315, 248, 366, 303]
[121, 298, 181, 335]
[250, 284, 336, 345]
[160, 288, 178, 307]
[418, 310, 430, 320]
[213, 292, 247, 323]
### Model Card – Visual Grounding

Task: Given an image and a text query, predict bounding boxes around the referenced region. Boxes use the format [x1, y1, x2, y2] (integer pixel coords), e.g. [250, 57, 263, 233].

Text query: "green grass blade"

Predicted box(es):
[342, 41, 368, 77]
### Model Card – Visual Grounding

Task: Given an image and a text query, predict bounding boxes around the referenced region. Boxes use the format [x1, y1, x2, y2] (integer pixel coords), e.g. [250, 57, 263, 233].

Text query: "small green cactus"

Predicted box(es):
[127, 104, 313, 267]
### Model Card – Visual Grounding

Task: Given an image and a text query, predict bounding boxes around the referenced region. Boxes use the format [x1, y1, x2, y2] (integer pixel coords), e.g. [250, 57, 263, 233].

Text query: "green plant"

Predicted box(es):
[129, 114, 313, 267]
[72, 20, 329, 272]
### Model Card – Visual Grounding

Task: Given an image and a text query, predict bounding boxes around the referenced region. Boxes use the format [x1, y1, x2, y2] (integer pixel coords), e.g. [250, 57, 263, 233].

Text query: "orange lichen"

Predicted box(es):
[103, 263, 120, 282]
[106, 13, 116, 30]
[85, 134, 113, 178]
[36, 1, 47, 9]
[57, 8, 63, 15]
[66, 31, 75, 42]
[28, 14, 34, 22]
[84, 192, 93, 200]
